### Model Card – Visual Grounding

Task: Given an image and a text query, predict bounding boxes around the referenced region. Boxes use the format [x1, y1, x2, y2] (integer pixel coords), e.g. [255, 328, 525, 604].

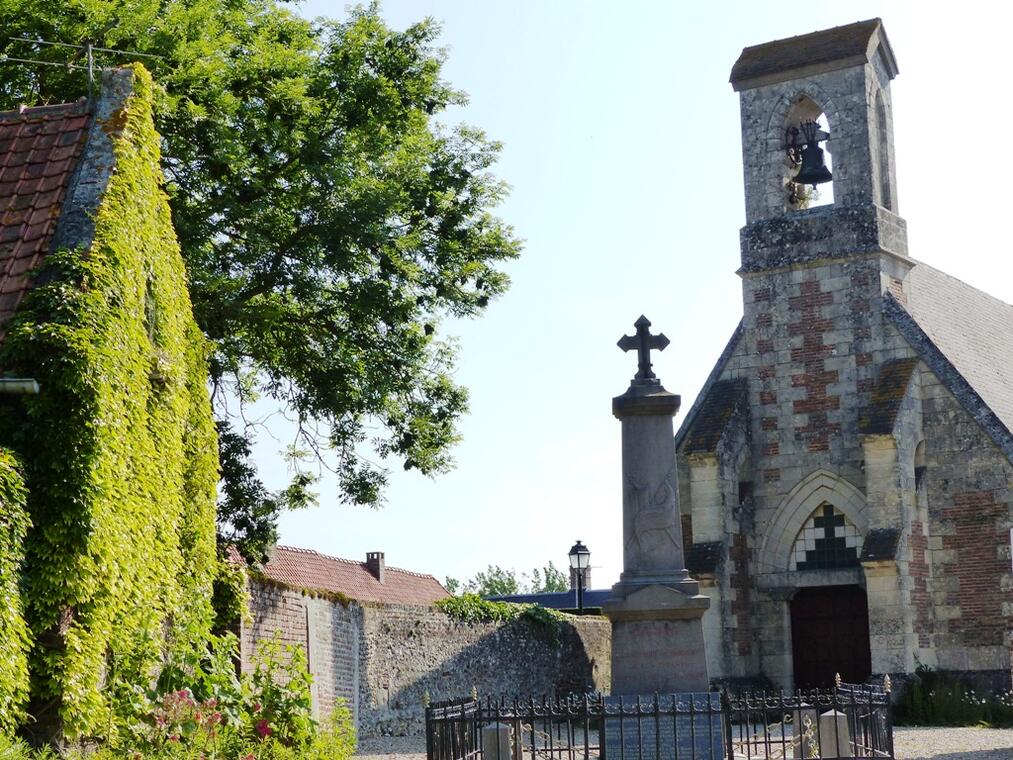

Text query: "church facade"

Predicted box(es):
[676, 19, 1013, 690]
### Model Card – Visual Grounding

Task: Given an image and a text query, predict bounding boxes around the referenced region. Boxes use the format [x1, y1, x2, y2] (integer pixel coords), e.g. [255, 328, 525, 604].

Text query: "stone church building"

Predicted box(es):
[676, 19, 1013, 690]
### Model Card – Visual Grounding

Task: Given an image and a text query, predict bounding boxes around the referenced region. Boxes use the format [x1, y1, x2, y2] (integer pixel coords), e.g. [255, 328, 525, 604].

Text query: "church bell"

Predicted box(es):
[789, 119, 832, 187]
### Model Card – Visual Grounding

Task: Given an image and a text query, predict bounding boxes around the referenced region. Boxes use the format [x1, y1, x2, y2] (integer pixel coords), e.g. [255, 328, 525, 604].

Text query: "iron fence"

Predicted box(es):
[425, 685, 893, 760]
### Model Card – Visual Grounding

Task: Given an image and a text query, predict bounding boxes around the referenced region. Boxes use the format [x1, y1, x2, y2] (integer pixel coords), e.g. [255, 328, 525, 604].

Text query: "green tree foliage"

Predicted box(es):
[0, 0, 521, 561]
[446, 561, 570, 596]
[527, 561, 569, 593]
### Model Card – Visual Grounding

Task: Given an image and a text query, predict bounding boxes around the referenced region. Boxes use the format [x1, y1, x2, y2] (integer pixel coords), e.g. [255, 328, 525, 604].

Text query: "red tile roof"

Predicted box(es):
[0, 99, 91, 336]
[258, 545, 450, 606]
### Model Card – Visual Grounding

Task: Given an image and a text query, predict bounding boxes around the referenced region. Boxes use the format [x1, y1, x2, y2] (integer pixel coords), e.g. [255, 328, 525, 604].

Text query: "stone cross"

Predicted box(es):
[617, 315, 670, 381]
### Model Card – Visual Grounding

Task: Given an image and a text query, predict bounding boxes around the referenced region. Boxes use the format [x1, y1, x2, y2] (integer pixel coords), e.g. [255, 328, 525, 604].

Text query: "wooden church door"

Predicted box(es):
[790, 585, 872, 689]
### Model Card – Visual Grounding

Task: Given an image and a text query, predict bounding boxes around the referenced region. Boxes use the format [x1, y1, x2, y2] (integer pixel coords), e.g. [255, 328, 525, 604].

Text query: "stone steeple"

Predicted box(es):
[730, 18, 907, 274]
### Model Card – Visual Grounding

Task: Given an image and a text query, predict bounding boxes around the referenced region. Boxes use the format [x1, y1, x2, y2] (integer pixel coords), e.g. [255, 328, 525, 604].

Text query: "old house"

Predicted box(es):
[0, 67, 219, 740]
[676, 19, 1013, 690]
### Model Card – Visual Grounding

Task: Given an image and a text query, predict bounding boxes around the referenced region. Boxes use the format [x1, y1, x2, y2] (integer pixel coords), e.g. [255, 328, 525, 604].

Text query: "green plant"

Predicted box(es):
[245, 634, 315, 747]
[0, 65, 220, 740]
[435, 594, 575, 644]
[0, 450, 30, 735]
[894, 665, 1013, 727]
[0, 1, 522, 557]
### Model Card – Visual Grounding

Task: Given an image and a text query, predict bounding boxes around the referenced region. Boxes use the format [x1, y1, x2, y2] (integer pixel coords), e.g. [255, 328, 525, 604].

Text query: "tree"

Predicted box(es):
[445, 562, 570, 596]
[0, 1, 520, 562]
[526, 561, 569, 593]
[464, 565, 519, 597]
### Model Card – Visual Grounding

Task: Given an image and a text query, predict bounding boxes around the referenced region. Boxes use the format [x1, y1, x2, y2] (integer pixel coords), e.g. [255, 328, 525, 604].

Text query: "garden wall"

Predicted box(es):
[242, 580, 611, 736]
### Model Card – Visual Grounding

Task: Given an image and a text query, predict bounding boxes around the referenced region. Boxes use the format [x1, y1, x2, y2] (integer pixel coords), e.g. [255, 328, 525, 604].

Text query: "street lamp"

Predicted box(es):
[568, 540, 590, 613]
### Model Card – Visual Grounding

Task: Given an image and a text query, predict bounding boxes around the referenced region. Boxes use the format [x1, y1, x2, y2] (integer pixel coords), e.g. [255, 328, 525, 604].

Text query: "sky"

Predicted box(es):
[254, 0, 1013, 591]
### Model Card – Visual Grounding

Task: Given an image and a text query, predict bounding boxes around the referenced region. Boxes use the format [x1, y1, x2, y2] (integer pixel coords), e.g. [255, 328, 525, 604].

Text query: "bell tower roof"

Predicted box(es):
[730, 18, 898, 91]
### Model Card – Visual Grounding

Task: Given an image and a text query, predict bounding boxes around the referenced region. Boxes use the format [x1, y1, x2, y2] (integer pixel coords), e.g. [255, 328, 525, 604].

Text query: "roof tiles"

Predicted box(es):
[259, 545, 449, 606]
[0, 99, 90, 337]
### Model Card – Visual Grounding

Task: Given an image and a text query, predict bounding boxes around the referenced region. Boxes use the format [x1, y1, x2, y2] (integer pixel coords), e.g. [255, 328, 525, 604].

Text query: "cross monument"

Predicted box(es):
[604, 316, 711, 695]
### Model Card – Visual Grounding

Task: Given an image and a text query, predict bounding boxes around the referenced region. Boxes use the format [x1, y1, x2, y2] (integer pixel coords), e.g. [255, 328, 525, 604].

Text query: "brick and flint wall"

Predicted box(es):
[242, 580, 611, 736]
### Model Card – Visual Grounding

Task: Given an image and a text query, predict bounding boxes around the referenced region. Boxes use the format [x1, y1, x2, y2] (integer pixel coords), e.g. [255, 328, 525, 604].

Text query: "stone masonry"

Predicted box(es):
[675, 19, 1013, 691]
[242, 579, 611, 736]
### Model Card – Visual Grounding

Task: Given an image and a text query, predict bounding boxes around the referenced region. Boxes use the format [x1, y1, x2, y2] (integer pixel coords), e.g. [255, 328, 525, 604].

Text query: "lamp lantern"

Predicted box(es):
[568, 540, 590, 612]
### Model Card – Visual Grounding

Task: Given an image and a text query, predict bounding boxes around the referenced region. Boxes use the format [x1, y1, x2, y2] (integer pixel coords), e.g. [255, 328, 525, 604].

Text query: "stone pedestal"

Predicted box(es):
[604, 357, 711, 694]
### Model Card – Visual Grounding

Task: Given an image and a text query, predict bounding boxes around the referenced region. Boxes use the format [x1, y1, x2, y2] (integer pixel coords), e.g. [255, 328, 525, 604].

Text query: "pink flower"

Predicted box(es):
[255, 719, 272, 740]
[242, 754, 255, 760]
[252, 701, 261, 713]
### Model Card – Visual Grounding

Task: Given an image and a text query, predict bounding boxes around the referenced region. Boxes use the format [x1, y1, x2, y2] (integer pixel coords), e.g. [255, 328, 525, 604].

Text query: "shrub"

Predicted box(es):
[895, 665, 1013, 728]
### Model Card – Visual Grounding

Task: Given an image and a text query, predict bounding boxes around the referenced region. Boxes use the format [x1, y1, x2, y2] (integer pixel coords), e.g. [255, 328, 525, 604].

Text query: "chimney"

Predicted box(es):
[569, 566, 590, 591]
[366, 551, 385, 584]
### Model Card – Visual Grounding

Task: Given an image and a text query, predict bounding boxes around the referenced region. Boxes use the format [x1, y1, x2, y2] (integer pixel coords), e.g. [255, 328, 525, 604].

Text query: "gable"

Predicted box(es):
[887, 262, 1013, 463]
[674, 321, 743, 452]
[0, 100, 90, 335]
[900, 263, 1013, 433]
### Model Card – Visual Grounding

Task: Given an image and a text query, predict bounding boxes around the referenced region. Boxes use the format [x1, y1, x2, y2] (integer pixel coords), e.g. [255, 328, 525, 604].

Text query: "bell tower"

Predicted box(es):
[730, 18, 907, 273]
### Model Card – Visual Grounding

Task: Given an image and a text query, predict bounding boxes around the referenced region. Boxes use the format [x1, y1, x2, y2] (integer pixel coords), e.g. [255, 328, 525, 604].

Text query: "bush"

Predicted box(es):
[1, 632, 358, 758]
[895, 665, 1013, 728]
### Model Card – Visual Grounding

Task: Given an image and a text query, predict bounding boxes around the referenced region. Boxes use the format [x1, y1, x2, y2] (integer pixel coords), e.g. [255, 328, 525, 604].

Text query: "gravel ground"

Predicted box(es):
[355, 728, 1013, 760]
[893, 727, 1013, 759]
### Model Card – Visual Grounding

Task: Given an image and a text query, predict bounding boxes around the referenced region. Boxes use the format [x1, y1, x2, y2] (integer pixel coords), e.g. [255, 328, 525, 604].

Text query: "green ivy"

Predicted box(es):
[434, 594, 574, 642]
[0, 65, 219, 740]
[0, 450, 29, 734]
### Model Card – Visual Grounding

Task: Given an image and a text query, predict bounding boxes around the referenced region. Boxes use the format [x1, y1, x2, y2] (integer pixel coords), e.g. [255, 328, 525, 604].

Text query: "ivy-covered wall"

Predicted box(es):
[0, 450, 29, 734]
[0, 65, 219, 740]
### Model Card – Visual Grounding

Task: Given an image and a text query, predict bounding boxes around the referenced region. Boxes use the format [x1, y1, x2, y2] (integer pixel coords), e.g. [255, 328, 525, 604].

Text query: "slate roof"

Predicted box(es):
[686, 541, 723, 575]
[730, 18, 897, 91]
[858, 358, 919, 435]
[0, 99, 91, 336]
[258, 545, 450, 606]
[683, 378, 748, 454]
[674, 322, 743, 451]
[898, 263, 1013, 436]
[859, 528, 900, 563]
[485, 589, 611, 610]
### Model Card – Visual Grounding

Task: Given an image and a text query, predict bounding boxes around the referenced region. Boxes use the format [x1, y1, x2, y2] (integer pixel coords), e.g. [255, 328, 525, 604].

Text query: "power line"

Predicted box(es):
[1, 37, 164, 99]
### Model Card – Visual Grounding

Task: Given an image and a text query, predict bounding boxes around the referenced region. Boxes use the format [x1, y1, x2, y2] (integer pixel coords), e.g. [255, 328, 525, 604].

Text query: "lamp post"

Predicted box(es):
[568, 540, 590, 613]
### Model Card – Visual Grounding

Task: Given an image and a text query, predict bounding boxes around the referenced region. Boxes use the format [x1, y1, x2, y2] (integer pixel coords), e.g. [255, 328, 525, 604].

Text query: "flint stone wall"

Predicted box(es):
[242, 581, 611, 737]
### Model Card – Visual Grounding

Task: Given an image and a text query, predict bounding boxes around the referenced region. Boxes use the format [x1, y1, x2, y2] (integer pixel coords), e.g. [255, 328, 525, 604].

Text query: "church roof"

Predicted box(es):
[683, 378, 748, 454]
[0, 99, 91, 336]
[901, 263, 1013, 434]
[256, 545, 450, 606]
[674, 322, 743, 452]
[730, 18, 898, 91]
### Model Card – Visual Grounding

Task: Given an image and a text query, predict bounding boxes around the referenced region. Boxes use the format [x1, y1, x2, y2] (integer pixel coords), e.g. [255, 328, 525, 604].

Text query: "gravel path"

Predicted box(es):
[893, 727, 1013, 759]
[356, 728, 1013, 760]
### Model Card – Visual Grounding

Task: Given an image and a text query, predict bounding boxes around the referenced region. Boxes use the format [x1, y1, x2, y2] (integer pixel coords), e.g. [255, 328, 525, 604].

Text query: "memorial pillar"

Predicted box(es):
[604, 316, 711, 694]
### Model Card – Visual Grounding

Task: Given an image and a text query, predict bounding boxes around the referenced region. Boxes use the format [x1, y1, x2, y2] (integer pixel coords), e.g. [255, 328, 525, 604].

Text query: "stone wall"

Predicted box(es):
[242, 580, 611, 736]
[241, 581, 363, 724]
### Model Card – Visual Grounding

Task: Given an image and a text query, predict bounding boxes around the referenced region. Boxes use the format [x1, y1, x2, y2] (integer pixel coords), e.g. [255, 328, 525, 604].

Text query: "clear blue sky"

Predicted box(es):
[255, 1, 1013, 589]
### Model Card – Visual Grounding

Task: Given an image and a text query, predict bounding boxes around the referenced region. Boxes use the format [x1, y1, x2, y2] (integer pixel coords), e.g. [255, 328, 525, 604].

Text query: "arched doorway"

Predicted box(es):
[790, 585, 871, 689]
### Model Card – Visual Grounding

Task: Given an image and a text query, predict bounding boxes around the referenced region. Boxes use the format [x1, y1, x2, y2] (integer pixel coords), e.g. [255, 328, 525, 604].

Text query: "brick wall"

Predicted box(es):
[242, 582, 362, 724]
[921, 373, 1013, 672]
[243, 580, 611, 736]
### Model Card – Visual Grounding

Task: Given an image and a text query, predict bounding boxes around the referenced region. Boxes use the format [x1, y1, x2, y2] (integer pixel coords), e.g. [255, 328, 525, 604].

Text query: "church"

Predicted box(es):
[675, 19, 1013, 691]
